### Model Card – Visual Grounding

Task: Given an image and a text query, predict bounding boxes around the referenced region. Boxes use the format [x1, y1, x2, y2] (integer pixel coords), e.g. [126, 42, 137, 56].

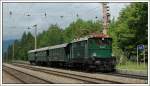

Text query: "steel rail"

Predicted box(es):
[3, 65, 53, 84]
[13, 63, 124, 84]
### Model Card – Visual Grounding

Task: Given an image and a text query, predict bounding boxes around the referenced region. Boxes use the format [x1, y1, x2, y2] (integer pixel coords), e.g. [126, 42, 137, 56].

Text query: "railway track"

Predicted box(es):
[3, 70, 26, 84]
[12, 63, 147, 84]
[12, 63, 117, 84]
[12, 61, 147, 80]
[3, 65, 53, 84]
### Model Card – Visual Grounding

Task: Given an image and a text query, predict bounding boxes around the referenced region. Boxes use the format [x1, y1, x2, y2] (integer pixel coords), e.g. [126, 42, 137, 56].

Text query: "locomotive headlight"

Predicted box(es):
[95, 61, 100, 65]
[112, 53, 114, 57]
[92, 53, 96, 57]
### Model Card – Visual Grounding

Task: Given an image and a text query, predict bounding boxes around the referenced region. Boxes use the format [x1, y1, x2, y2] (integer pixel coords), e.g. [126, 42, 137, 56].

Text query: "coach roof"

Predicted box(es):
[28, 43, 68, 53]
[71, 34, 111, 43]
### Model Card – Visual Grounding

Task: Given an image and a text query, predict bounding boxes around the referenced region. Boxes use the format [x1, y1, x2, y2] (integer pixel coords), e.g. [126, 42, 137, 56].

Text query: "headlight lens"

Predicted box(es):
[92, 53, 96, 57]
[95, 61, 100, 65]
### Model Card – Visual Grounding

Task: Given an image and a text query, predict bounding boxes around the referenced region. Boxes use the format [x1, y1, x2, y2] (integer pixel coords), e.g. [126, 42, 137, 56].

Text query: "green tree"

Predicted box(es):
[108, 3, 148, 63]
[64, 19, 103, 42]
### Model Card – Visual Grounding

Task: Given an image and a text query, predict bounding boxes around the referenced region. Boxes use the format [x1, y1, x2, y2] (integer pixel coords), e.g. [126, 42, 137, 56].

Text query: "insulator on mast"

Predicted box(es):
[60, 16, 64, 18]
[45, 12, 47, 17]
[76, 14, 79, 17]
[9, 11, 12, 16]
[26, 14, 31, 16]
[27, 27, 31, 29]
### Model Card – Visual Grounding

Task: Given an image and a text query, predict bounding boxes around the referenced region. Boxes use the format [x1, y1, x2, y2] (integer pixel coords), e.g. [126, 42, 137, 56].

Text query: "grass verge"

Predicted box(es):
[116, 61, 148, 71]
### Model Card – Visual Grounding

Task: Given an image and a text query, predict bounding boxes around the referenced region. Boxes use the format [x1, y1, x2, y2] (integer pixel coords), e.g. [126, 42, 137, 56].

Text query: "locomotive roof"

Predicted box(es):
[71, 34, 111, 43]
[71, 36, 89, 43]
[28, 43, 68, 53]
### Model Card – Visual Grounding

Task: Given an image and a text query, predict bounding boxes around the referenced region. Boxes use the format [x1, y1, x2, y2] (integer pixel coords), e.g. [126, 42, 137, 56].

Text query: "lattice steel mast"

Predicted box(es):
[102, 3, 110, 35]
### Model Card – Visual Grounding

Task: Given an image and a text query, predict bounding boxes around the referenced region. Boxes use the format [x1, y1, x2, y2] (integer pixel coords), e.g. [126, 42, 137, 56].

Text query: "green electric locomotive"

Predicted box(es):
[28, 33, 116, 72]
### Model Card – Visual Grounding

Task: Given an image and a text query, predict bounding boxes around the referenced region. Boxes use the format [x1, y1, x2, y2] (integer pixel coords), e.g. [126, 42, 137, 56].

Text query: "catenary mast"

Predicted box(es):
[102, 3, 110, 35]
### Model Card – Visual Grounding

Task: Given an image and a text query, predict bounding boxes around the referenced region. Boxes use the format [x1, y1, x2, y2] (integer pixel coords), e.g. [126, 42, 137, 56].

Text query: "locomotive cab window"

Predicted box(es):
[89, 38, 112, 46]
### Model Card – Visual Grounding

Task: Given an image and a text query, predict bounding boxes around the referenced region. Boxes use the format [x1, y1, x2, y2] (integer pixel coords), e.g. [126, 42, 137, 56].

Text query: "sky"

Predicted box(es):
[3, 2, 129, 40]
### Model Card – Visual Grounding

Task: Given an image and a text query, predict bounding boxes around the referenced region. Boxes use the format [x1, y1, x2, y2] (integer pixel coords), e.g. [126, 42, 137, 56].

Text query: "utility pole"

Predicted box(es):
[102, 3, 110, 34]
[12, 43, 14, 62]
[33, 24, 37, 50]
[6, 52, 8, 62]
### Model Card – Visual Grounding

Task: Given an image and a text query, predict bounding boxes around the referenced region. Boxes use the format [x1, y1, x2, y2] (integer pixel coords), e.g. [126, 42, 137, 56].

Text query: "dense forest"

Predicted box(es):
[3, 3, 148, 64]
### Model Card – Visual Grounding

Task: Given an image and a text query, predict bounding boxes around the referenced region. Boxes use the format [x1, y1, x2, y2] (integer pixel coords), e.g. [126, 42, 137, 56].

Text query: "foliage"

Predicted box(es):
[117, 60, 148, 71]
[38, 24, 64, 48]
[108, 3, 148, 64]
[63, 19, 103, 42]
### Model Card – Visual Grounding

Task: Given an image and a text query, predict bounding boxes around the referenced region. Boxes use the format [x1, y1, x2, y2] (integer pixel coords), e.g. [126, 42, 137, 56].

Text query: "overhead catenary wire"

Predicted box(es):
[5, 3, 103, 32]
[6, 3, 102, 17]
